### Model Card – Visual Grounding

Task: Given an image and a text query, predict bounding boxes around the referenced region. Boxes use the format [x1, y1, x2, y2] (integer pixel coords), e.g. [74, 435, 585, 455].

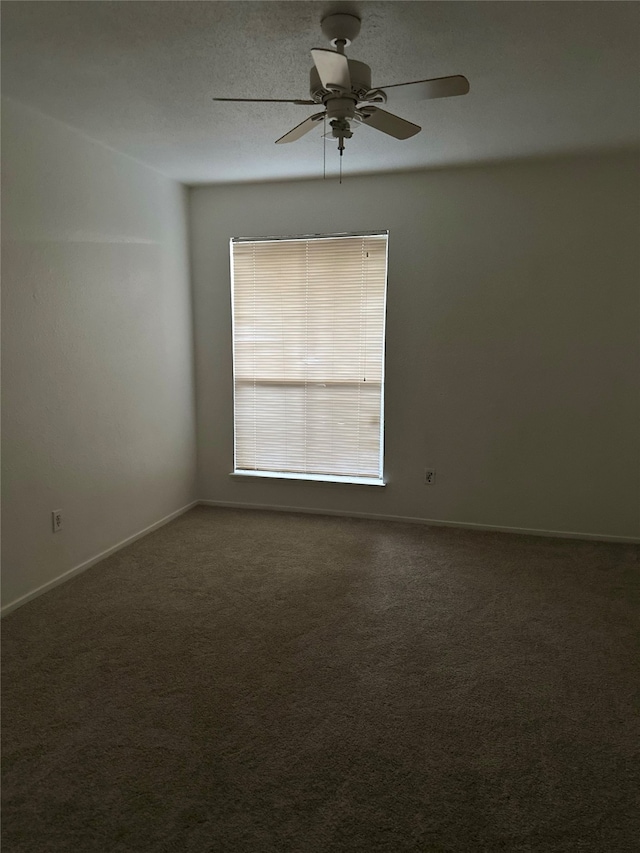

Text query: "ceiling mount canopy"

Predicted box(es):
[321, 13, 361, 49]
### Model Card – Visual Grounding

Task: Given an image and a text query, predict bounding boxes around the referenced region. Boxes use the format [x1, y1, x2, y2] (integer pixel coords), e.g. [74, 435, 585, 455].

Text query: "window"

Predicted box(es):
[231, 232, 388, 485]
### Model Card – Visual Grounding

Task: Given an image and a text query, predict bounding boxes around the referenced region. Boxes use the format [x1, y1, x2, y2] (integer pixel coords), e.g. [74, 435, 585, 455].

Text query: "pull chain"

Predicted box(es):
[323, 114, 326, 180]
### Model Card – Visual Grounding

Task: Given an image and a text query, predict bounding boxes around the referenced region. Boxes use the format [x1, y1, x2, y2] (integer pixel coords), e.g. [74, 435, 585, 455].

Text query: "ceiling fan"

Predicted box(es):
[213, 13, 469, 156]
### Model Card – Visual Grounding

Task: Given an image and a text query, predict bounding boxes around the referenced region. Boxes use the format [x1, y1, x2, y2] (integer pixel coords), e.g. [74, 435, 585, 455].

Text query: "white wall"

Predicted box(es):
[1, 98, 197, 610]
[190, 152, 640, 540]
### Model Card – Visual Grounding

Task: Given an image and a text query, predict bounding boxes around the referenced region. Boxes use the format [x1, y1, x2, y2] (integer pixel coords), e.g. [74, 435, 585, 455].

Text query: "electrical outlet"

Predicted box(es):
[424, 469, 436, 485]
[52, 510, 63, 532]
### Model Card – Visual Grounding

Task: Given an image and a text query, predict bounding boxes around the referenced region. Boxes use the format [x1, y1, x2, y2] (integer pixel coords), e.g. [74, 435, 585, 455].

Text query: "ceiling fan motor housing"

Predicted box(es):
[310, 59, 372, 104]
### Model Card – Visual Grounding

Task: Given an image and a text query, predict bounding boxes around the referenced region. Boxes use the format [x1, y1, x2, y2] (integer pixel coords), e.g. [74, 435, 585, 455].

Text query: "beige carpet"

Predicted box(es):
[2, 506, 639, 852]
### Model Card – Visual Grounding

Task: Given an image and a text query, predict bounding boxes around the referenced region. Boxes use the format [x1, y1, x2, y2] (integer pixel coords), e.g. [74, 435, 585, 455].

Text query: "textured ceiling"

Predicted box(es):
[2, 1, 639, 184]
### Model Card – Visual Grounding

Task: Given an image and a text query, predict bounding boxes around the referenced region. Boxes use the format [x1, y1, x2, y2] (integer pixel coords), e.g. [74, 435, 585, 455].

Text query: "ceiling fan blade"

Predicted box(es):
[213, 97, 316, 105]
[376, 75, 470, 103]
[359, 108, 421, 139]
[275, 112, 325, 144]
[311, 48, 351, 91]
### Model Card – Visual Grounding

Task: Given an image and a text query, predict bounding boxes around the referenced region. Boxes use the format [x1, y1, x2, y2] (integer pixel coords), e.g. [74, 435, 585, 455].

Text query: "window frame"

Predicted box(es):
[229, 230, 389, 486]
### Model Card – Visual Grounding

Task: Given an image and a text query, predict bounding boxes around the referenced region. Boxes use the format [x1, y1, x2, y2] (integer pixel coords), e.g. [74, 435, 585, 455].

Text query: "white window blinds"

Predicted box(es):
[231, 232, 388, 484]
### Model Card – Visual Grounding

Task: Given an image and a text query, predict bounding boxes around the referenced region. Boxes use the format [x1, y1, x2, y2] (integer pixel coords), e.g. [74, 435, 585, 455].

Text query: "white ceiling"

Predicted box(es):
[2, 1, 639, 185]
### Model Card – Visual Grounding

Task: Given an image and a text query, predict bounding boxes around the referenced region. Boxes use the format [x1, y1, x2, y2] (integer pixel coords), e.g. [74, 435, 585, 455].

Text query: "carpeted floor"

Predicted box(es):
[2, 506, 639, 852]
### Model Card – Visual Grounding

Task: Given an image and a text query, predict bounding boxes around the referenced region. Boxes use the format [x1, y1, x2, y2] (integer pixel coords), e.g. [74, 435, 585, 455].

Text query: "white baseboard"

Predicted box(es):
[197, 500, 640, 544]
[4, 497, 636, 617]
[1, 501, 199, 617]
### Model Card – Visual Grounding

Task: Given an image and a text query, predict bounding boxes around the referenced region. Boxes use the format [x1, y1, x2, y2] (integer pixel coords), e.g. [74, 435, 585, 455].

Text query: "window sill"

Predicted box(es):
[230, 470, 386, 487]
